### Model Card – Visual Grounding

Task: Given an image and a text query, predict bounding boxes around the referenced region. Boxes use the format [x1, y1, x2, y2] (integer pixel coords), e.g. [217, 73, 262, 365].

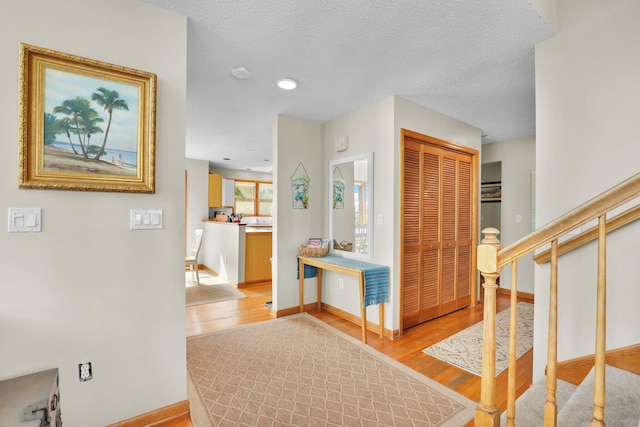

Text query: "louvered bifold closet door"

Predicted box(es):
[456, 154, 472, 308]
[402, 135, 474, 330]
[402, 140, 422, 328]
[439, 152, 458, 315]
[419, 145, 442, 323]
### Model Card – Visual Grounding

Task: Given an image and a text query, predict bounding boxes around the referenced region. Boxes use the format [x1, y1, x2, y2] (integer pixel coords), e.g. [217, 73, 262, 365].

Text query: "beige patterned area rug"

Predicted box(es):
[185, 271, 246, 307]
[423, 302, 534, 376]
[187, 314, 475, 426]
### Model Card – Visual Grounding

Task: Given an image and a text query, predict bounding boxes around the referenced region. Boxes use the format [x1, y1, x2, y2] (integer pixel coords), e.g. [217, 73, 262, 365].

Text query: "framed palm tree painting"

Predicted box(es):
[18, 43, 157, 193]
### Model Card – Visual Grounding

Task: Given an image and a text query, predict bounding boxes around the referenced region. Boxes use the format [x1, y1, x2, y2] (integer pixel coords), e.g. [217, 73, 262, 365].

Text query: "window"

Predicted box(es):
[258, 183, 273, 215]
[234, 181, 272, 216]
[354, 181, 368, 225]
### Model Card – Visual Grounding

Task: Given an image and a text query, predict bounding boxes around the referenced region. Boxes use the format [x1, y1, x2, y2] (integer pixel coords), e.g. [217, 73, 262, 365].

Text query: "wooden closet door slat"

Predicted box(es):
[403, 147, 421, 247]
[422, 150, 440, 243]
[441, 155, 457, 242]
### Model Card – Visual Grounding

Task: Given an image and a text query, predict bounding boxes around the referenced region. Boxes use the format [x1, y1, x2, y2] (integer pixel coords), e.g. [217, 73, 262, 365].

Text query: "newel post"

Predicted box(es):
[475, 227, 502, 427]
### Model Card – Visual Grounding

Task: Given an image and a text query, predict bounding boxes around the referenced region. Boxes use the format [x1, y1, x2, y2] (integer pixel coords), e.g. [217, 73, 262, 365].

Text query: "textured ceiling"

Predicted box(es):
[145, 0, 552, 172]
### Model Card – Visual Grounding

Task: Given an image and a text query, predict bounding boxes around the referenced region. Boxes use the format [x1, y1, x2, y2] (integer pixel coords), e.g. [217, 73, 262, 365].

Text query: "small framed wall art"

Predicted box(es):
[481, 182, 502, 202]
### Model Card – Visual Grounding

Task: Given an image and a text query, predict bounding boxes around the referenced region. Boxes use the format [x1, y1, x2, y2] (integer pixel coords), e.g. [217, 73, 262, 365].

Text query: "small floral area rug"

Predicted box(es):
[423, 302, 534, 376]
[185, 271, 246, 306]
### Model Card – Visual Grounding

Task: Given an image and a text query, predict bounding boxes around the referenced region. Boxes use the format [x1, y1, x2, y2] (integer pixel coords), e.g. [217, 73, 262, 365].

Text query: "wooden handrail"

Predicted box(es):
[533, 204, 640, 264]
[475, 172, 640, 427]
[498, 172, 640, 267]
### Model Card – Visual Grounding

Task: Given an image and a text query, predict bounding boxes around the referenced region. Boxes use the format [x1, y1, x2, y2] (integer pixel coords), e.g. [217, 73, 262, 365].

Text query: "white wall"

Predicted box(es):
[322, 98, 396, 324]
[482, 137, 536, 293]
[186, 158, 210, 256]
[317, 96, 481, 332]
[533, 0, 640, 379]
[273, 116, 323, 311]
[0, 1, 187, 425]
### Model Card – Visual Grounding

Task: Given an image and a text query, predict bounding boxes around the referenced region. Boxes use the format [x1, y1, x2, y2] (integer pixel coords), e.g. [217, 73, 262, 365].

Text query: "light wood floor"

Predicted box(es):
[167, 281, 532, 427]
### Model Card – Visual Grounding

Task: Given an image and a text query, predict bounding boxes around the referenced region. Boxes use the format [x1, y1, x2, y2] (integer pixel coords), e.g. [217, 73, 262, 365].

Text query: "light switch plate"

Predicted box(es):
[8, 208, 42, 232]
[130, 209, 162, 230]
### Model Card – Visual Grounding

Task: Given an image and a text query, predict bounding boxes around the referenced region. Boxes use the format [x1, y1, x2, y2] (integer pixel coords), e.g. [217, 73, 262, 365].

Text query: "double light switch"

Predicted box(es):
[8, 208, 41, 232]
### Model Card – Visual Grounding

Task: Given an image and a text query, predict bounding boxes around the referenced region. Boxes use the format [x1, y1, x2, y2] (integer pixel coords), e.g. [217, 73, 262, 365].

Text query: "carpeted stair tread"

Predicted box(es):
[558, 364, 640, 426]
[500, 377, 577, 426]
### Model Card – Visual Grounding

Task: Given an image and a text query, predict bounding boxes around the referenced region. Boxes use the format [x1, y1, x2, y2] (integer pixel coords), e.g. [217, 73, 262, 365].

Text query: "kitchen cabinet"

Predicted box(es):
[208, 173, 222, 207]
[244, 229, 272, 284]
[209, 174, 235, 208]
[222, 178, 235, 207]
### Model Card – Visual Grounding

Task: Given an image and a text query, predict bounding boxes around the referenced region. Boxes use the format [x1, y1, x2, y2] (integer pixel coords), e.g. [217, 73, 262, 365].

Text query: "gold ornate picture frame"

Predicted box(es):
[18, 43, 157, 193]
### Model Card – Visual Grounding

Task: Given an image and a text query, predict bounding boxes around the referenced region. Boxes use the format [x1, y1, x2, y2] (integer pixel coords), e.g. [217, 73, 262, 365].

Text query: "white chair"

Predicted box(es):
[355, 225, 367, 253]
[185, 229, 203, 285]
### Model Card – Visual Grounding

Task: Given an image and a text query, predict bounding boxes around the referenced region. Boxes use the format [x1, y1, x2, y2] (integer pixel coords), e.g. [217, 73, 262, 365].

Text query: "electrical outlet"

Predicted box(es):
[79, 362, 93, 382]
[339, 279, 344, 289]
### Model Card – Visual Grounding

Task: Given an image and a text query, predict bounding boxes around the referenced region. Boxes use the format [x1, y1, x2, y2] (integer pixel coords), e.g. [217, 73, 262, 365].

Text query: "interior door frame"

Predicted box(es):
[399, 128, 480, 333]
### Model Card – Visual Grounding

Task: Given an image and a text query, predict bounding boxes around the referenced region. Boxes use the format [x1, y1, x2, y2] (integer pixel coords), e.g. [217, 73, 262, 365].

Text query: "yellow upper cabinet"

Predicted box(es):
[209, 173, 235, 208]
[208, 173, 222, 207]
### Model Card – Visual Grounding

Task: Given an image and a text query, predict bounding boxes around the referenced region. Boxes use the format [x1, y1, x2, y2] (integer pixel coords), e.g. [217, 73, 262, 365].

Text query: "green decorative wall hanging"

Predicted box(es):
[291, 162, 310, 209]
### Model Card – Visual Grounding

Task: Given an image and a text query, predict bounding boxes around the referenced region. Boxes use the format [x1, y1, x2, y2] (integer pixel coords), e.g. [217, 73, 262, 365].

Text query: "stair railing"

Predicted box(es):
[474, 172, 640, 427]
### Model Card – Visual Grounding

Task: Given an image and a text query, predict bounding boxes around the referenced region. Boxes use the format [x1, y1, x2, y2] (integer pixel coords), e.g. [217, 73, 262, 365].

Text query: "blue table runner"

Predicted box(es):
[298, 255, 389, 307]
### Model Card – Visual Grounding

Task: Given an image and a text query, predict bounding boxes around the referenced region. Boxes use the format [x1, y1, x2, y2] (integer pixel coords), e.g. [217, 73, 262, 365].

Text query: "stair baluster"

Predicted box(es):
[506, 260, 519, 426]
[544, 239, 559, 425]
[591, 215, 607, 426]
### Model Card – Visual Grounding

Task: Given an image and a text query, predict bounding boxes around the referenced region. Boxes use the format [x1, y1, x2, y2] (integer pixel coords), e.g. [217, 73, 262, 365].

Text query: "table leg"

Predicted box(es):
[299, 258, 304, 313]
[379, 303, 384, 339]
[316, 268, 323, 310]
[358, 273, 367, 344]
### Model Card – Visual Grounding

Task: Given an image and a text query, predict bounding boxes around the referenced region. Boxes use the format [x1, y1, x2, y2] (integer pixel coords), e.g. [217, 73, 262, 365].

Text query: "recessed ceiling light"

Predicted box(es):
[277, 78, 297, 90]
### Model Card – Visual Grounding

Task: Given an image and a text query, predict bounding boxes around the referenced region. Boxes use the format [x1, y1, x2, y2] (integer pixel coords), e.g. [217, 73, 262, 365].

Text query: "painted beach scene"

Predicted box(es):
[43, 67, 140, 176]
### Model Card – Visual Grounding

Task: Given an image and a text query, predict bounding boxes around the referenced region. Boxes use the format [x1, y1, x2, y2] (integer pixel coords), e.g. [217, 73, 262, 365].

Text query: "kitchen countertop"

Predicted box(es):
[245, 227, 272, 233]
[203, 219, 246, 225]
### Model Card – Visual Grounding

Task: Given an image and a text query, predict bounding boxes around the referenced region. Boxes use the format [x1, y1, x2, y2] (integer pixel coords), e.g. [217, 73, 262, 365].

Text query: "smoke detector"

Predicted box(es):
[231, 67, 252, 80]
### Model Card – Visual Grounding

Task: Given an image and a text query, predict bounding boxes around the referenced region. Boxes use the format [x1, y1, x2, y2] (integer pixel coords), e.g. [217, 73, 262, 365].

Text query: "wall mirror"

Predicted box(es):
[328, 152, 373, 261]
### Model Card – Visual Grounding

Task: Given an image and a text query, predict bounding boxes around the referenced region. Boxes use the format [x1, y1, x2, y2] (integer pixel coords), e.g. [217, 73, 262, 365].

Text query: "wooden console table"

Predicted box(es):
[297, 255, 389, 344]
